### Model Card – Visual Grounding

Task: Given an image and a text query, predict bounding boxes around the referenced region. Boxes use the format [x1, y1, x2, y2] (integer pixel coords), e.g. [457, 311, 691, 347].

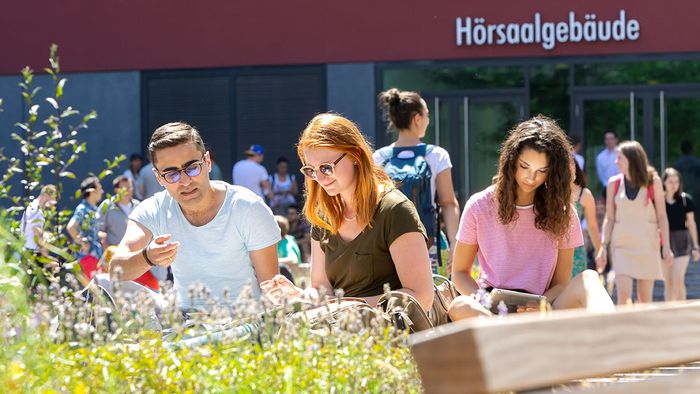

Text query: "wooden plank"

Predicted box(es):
[568, 368, 700, 393]
[409, 302, 700, 394]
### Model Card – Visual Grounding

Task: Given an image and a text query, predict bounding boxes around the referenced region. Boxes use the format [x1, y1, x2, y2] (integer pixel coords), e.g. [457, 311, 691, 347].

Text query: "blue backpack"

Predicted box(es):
[377, 144, 437, 239]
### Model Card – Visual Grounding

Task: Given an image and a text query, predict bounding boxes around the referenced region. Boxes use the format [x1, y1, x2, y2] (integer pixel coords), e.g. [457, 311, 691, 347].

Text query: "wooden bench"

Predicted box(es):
[409, 301, 700, 393]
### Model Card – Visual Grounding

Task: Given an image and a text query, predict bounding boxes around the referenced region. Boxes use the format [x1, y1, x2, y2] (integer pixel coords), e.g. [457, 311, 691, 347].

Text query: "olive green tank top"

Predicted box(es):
[311, 189, 427, 298]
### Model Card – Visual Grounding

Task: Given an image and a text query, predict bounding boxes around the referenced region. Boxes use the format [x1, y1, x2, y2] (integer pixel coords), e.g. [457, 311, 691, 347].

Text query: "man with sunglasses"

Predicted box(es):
[110, 122, 281, 310]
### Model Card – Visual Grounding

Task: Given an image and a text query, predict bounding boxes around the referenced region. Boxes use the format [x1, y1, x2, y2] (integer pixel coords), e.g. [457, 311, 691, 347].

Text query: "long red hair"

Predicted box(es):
[297, 113, 393, 233]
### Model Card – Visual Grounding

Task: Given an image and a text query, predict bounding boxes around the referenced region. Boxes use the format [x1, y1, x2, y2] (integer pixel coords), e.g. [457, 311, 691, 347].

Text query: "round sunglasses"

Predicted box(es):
[300, 153, 346, 179]
[155, 156, 206, 184]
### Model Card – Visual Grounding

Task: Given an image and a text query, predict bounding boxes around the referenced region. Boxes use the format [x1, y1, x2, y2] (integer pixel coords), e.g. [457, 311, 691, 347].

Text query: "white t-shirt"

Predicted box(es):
[129, 182, 281, 309]
[232, 159, 269, 199]
[22, 199, 45, 251]
[373, 143, 452, 207]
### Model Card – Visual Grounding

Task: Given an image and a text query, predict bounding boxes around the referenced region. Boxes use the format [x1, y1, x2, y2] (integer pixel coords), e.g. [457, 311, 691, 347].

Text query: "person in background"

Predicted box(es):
[208, 147, 223, 181]
[286, 204, 311, 263]
[662, 168, 699, 301]
[449, 116, 614, 320]
[232, 144, 270, 200]
[268, 157, 299, 215]
[597, 141, 672, 304]
[674, 139, 700, 237]
[571, 160, 601, 277]
[595, 130, 620, 200]
[570, 135, 585, 171]
[375, 88, 460, 272]
[136, 161, 165, 200]
[97, 176, 159, 291]
[21, 184, 57, 257]
[123, 153, 144, 200]
[274, 215, 302, 283]
[67, 176, 106, 278]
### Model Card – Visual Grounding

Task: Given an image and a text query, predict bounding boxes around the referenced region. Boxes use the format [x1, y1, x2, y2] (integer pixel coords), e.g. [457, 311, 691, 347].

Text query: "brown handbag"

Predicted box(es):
[428, 274, 459, 327]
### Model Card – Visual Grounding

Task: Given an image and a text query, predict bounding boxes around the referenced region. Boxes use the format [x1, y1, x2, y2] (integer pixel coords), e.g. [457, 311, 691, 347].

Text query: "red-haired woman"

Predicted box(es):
[264, 113, 434, 311]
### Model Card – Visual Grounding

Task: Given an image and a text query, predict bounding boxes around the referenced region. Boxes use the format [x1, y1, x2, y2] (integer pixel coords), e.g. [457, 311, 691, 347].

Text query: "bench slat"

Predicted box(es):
[409, 302, 700, 394]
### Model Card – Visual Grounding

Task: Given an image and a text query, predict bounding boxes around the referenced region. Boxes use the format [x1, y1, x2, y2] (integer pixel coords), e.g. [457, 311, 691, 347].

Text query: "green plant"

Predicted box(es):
[0, 44, 124, 288]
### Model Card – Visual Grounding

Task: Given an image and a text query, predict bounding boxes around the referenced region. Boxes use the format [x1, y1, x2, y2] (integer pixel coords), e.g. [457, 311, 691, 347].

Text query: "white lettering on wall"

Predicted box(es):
[455, 10, 640, 50]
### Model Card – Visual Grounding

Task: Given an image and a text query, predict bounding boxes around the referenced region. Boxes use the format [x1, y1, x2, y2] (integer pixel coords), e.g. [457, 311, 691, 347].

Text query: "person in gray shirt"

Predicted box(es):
[98, 175, 139, 247]
[136, 162, 165, 200]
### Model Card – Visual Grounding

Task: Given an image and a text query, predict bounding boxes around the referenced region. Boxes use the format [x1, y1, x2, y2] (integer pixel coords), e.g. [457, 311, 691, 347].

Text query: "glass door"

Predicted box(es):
[572, 91, 642, 197]
[425, 92, 527, 204]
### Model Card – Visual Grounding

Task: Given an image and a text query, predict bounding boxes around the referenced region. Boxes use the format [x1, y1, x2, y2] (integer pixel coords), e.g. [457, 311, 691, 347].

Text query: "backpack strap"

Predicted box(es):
[376, 146, 393, 166]
[646, 182, 654, 206]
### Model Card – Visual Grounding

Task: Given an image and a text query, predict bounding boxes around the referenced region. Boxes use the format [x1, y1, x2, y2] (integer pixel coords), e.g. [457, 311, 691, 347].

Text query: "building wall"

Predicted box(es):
[326, 63, 377, 142]
[0, 71, 140, 206]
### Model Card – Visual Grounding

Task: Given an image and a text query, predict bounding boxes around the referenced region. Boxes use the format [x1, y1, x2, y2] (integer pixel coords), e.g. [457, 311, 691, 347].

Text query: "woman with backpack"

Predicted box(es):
[374, 88, 460, 272]
[263, 113, 434, 312]
[448, 116, 614, 320]
[596, 141, 673, 304]
[661, 168, 699, 301]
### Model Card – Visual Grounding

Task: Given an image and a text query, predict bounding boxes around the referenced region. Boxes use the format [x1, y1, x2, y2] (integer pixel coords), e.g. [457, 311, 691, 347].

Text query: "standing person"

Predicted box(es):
[136, 161, 165, 200]
[374, 88, 460, 272]
[123, 153, 144, 199]
[21, 184, 57, 257]
[674, 139, 700, 236]
[208, 147, 223, 181]
[268, 157, 299, 215]
[571, 161, 601, 277]
[232, 144, 270, 200]
[448, 116, 614, 320]
[595, 130, 620, 199]
[110, 122, 281, 310]
[67, 176, 106, 278]
[661, 168, 699, 301]
[570, 135, 585, 170]
[596, 141, 673, 305]
[96, 176, 159, 291]
[266, 113, 434, 311]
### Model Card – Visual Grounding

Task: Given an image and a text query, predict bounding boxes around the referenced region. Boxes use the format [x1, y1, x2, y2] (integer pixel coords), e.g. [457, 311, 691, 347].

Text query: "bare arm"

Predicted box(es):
[250, 244, 280, 285]
[451, 241, 479, 296]
[544, 248, 574, 302]
[687, 211, 700, 261]
[363, 232, 434, 311]
[309, 239, 333, 294]
[652, 176, 673, 265]
[581, 188, 601, 254]
[66, 217, 81, 244]
[596, 178, 617, 271]
[435, 169, 460, 247]
[109, 220, 178, 281]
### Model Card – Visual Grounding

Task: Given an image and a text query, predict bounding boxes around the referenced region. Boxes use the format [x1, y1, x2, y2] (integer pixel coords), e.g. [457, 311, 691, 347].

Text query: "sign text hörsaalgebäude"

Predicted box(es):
[456, 10, 640, 50]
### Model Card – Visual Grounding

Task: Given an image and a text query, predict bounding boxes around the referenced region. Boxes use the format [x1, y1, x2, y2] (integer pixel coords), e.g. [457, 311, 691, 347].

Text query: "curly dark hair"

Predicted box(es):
[493, 115, 574, 239]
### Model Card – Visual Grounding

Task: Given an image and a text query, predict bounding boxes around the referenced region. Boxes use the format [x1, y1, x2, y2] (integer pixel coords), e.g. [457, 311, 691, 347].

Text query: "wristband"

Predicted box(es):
[142, 247, 155, 267]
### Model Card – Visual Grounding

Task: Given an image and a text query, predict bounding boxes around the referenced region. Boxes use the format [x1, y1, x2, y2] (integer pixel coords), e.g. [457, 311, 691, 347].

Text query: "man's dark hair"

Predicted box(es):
[129, 153, 144, 162]
[112, 175, 129, 189]
[604, 130, 618, 139]
[681, 139, 693, 155]
[277, 156, 289, 165]
[569, 135, 581, 146]
[80, 176, 100, 199]
[148, 122, 205, 165]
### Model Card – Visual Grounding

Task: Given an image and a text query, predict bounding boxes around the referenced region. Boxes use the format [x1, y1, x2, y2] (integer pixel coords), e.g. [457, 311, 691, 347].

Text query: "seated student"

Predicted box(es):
[274, 215, 304, 283]
[109, 122, 281, 310]
[265, 113, 434, 311]
[449, 116, 615, 320]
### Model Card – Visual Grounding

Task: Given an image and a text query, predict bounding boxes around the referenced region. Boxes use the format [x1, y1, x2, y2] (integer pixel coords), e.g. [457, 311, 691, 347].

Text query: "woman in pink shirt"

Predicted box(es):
[449, 116, 615, 320]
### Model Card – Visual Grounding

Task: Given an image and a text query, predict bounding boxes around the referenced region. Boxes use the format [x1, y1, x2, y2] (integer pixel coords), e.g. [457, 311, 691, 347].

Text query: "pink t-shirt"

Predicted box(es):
[456, 186, 584, 295]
